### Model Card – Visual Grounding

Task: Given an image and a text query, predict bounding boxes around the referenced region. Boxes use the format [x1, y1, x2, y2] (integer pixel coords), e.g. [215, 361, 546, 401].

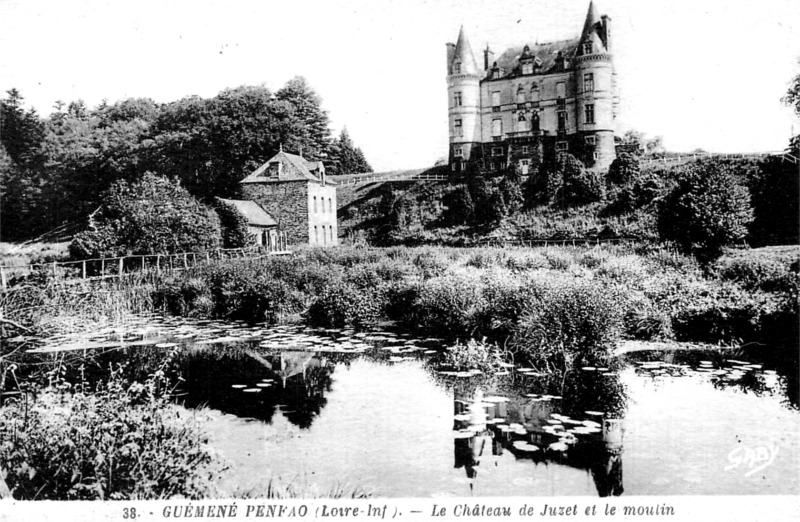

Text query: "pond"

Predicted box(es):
[11, 317, 800, 497]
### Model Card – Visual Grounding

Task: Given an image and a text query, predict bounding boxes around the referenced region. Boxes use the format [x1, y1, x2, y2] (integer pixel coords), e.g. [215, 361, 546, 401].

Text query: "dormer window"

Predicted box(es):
[522, 62, 533, 75]
[583, 42, 593, 55]
[453, 61, 461, 74]
[490, 62, 501, 79]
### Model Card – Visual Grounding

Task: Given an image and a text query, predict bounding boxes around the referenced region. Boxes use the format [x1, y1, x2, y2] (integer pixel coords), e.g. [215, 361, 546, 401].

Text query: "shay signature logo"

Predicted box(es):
[725, 442, 779, 477]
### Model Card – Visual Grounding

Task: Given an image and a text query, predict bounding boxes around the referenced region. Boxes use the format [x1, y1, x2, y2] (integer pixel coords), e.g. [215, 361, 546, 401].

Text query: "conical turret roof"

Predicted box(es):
[451, 25, 479, 75]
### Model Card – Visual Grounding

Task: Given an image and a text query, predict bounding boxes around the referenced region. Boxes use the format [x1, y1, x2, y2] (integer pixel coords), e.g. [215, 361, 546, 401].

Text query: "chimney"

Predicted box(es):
[446, 42, 456, 73]
[484, 45, 495, 71]
[601, 15, 611, 51]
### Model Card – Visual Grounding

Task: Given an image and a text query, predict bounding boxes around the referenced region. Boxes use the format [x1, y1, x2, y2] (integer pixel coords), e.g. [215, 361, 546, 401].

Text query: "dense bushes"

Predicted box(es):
[0, 361, 223, 500]
[657, 160, 753, 261]
[70, 174, 221, 259]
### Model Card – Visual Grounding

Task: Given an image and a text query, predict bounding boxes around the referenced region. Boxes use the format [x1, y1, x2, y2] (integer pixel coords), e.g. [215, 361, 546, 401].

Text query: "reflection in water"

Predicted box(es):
[450, 366, 629, 496]
[177, 347, 339, 429]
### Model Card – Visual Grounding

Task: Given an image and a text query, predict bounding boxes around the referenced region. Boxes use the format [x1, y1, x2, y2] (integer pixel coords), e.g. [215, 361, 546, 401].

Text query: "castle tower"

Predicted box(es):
[574, 1, 616, 169]
[447, 26, 482, 173]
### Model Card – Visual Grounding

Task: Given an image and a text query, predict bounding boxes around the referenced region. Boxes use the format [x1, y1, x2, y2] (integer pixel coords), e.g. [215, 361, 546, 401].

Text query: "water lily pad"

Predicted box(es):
[231, 384, 247, 389]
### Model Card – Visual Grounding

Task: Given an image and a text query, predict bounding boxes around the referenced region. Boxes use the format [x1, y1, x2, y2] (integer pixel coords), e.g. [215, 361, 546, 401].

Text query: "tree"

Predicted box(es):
[486, 188, 508, 224]
[467, 175, 493, 224]
[783, 61, 800, 117]
[328, 127, 372, 175]
[607, 152, 641, 187]
[499, 176, 524, 216]
[275, 76, 331, 160]
[538, 153, 600, 207]
[0, 89, 44, 164]
[441, 185, 474, 225]
[69, 173, 221, 259]
[747, 156, 800, 246]
[657, 160, 753, 260]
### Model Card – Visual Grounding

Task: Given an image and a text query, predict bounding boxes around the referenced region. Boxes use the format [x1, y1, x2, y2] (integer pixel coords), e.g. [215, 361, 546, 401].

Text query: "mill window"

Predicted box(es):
[585, 104, 595, 124]
[313, 196, 318, 213]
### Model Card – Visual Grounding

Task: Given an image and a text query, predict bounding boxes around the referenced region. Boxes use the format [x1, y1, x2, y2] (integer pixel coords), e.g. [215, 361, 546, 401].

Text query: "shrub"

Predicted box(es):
[510, 281, 625, 370]
[215, 199, 252, 248]
[306, 281, 381, 329]
[657, 160, 753, 261]
[0, 363, 223, 500]
[713, 254, 797, 293]
[437, 338, 504, 372]
[407, 273, 483, 336]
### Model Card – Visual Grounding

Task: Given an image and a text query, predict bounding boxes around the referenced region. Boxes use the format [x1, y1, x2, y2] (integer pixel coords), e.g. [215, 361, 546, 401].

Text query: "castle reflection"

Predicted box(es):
[452, 369, 627, 497]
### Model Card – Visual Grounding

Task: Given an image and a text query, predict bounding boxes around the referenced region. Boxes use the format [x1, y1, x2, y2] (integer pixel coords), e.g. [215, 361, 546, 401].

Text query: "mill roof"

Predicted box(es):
[240, 150, 332, 184]
[217, 198, 277, 227]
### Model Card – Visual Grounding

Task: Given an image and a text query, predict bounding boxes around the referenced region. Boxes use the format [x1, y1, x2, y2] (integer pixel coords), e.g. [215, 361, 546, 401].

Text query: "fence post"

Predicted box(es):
[141, 256, 145, 271]
[118, 257, 123, 277]
[183, 253, 188, 268]
[0, 267, 6, 290]
[52, 261, 57, 277]
[101, 258, 105, 277]
[156, 255, 161, 273]
[82, 261, 86, 279]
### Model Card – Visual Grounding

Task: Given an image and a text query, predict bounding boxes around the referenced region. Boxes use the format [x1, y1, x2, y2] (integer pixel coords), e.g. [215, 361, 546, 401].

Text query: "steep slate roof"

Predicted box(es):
[450, 25, 479, 75]
[241, 151, 331, 184]
[490, 38, 580, 79]
[217, 198, 277, 227]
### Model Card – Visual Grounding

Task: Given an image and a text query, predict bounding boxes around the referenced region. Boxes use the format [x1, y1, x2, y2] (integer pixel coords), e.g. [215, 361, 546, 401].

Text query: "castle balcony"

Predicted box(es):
[505, 130, 548, 143]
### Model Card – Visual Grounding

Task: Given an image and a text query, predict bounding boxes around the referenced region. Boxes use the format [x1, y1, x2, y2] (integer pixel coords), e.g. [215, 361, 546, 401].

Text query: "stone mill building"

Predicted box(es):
[239, 148, 338, 246]
[447, 1, 618, 174]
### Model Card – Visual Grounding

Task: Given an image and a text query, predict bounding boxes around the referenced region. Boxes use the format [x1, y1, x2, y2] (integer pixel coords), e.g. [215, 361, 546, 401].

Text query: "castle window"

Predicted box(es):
[532, 112, 540, 131]
[556, 141, 568, 151]
[454, 118, 463, 136]
[516, 86, 526, 105]
[491, 91, 501, 110]
[585, 135, 597, 145]
[522, 62, 533, 75]
[517, 112, 526, 122]
[585, 104, 595, 124]
[453, 62, 461, 74]
[522, 145, 530, 154]
[557, 111, 567, 132]
[492, 146, 503, 156]
[530, 84, 540, 103]
[556, 82, 566, 99]
[491, 118, 503, 137]
[454, 147, 464, 158]
[584, 73, 594, 92]
[593, 152, 599, 161]
[454, 91, 462, 107]
[313, 196, 318, 213]
[583, 42, 592, 55]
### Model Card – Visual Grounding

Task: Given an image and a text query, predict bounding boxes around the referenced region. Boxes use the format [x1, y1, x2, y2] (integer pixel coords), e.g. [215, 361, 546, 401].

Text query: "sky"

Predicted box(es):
[1, 0, 798, 172]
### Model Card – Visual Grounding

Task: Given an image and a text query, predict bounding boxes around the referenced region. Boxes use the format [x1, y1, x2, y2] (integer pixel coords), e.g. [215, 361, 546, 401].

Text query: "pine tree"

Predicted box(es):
[275, 76, 331, 160]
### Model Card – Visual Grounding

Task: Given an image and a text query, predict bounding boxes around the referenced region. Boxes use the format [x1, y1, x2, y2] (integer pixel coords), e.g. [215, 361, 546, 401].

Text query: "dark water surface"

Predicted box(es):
[15, 318, 800, 497]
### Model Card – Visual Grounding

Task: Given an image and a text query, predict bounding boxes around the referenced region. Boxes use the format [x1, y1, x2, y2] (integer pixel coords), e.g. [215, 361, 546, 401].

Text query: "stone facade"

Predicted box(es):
[447, 1, 618, 174]
[239, 150, 338, 246]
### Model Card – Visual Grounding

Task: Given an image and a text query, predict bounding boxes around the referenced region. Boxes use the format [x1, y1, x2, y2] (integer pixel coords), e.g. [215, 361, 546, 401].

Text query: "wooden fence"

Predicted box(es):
[333, 171, 450, 186]
[642, 151, 790, 165]
[0, 244, 291, 290]
[476, 237, 640, 248]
